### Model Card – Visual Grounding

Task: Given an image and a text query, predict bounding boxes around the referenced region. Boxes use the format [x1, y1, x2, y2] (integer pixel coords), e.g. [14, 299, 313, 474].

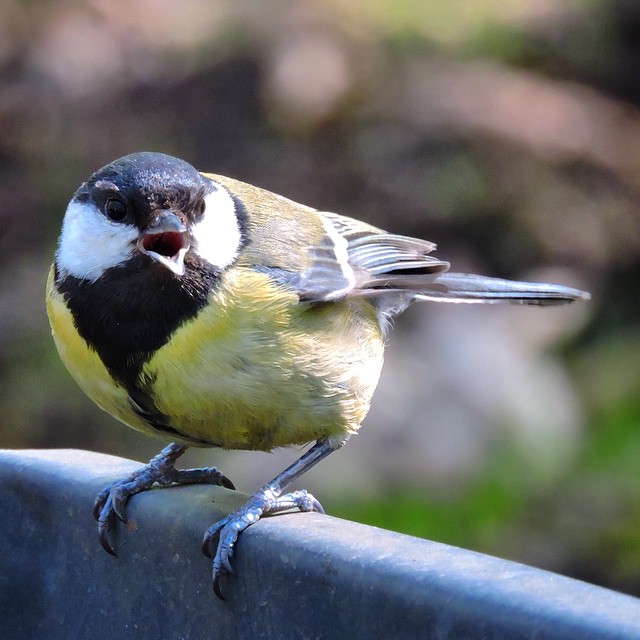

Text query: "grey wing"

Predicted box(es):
[276, 210, 449, 302]
[261, 209, 588, 308]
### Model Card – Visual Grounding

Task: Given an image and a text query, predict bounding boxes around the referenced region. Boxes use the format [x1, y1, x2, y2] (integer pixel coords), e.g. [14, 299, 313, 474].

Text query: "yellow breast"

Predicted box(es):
[46, 266, 385, 451]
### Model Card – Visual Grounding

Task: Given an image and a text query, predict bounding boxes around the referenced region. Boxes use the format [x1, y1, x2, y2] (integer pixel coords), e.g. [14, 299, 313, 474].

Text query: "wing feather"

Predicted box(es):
[209, 174, 587, 308]
[289, 210, 449, 301]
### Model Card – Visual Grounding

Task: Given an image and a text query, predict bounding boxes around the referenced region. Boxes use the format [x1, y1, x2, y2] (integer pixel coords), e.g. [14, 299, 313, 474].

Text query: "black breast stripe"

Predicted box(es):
[55, 255, 219, 438]
[127, 384, 210, 444]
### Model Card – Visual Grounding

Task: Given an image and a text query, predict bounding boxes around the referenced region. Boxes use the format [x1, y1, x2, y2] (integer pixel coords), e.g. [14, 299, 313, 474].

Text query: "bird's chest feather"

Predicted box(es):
[47, 266, 385, 450]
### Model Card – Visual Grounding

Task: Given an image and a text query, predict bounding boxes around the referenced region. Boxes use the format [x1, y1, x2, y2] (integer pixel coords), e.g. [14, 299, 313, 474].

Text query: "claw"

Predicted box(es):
[211, 534, 237, 600]
[98, 515, 117, 556]
[212, 573, 225, 600]
[205, 488, 324, 599]
[92, 443, 233, 557]
[92, 487, 110, 520]
[221, 552, 236, 575]
[221, 476, 236, 491]
[310, 496, 325, 514]
[99, 532, 117, 556]
[111, 488, 130, 522]
[201, 537, 214, 559]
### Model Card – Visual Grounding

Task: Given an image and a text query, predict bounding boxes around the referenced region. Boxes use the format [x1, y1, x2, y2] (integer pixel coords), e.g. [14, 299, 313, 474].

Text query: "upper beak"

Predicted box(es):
[137, 210, 190, 276]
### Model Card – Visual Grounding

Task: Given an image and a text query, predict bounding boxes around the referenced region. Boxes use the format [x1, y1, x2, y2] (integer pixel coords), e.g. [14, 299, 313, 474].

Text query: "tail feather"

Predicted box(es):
[413, 272, 590, 306]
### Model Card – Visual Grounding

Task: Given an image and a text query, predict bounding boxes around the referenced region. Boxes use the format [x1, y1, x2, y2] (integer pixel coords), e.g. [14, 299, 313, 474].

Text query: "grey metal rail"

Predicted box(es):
[0, 449, 638, 639]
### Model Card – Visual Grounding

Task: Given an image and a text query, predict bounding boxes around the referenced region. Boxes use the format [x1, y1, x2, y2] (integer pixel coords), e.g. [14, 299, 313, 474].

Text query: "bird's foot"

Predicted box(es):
[93, 443, 234, 555]
[202, 488, 324, 599]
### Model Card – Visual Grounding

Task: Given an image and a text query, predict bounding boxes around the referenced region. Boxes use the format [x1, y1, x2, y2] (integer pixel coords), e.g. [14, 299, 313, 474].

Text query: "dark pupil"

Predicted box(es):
[105, 198, 128, 221]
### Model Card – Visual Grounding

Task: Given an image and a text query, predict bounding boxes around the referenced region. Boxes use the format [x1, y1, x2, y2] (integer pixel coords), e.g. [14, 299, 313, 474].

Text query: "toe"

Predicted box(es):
[201, 516, 230, 558]
[92, 487, 110, 521]
[310, 496, 325, 514]
[110, 487, 130, 523]
[221, 549, 236, 575]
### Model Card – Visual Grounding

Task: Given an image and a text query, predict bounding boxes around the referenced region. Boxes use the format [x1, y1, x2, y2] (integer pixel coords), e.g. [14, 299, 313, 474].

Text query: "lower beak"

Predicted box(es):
[137, 210, 190, 276]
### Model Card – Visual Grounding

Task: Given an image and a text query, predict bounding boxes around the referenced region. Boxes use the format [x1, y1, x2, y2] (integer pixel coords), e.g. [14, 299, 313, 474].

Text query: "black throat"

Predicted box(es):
[56, 255, 219, 435]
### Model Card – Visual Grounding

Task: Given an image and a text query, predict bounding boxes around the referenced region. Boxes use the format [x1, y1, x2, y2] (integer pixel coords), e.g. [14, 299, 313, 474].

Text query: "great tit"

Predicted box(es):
[47, 151, 589, 598]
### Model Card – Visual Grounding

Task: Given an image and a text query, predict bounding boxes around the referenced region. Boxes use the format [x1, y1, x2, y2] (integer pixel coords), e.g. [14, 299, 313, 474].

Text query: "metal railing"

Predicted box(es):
[1, 449, 638, 639]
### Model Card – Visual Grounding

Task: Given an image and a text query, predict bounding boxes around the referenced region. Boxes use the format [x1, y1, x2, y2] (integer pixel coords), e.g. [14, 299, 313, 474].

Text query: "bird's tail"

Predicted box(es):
[413, 272, 590, 306]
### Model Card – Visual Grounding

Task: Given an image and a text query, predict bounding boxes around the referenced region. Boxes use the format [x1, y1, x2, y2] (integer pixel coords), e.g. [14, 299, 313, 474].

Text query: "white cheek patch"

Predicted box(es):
[56, 200, 139, 281]
[192, 187, 242, 269]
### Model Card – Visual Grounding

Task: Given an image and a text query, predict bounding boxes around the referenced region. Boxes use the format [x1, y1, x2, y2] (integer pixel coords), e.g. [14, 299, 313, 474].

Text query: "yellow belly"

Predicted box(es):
[46, 266, 385, 451]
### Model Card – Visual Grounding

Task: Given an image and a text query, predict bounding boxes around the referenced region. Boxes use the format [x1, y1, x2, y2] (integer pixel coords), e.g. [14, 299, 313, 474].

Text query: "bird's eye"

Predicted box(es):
[104, 198, 128, 222]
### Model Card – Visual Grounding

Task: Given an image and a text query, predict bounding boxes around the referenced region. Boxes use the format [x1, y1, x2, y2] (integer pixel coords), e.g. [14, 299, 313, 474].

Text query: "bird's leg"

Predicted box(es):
[93, 442, 235, 555]
[202, 436, 345, 599]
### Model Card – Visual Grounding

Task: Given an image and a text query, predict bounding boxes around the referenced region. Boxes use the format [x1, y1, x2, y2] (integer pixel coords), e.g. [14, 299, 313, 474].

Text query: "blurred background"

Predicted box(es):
[1, 0, 638, 597]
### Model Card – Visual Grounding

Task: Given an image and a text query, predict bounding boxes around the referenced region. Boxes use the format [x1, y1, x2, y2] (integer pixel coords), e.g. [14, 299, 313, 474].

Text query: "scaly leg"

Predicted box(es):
[201, 436, 345, 599]
[93, 442, 235, 555]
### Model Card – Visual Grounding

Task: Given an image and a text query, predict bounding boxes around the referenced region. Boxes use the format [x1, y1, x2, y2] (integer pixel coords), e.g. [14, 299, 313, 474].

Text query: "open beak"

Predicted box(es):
[137, 210, 190, 276]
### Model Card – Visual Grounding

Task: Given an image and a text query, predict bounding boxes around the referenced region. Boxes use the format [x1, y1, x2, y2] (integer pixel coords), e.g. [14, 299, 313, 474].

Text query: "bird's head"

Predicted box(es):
[55, 152, 242, 281]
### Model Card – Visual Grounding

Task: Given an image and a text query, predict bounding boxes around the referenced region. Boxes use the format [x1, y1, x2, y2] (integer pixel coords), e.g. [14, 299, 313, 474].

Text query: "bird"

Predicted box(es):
[46, 151, 589, 598]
